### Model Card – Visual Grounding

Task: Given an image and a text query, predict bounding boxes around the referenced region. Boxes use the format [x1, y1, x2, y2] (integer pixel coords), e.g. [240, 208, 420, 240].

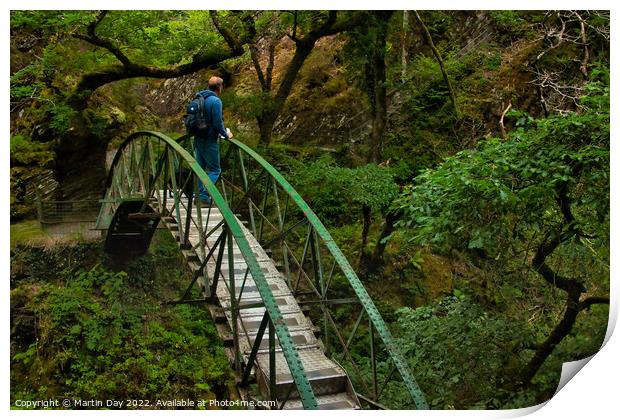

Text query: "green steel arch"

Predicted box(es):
[98, 131, 319, 409]
[180, 134, 428, 409]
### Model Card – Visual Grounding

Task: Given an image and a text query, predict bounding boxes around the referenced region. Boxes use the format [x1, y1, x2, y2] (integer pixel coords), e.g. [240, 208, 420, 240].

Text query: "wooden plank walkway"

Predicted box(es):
[157, 193, 359, 409]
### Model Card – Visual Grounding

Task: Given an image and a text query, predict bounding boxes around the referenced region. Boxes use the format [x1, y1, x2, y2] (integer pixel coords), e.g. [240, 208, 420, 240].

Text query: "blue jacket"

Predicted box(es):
[196, 89, 229, 142]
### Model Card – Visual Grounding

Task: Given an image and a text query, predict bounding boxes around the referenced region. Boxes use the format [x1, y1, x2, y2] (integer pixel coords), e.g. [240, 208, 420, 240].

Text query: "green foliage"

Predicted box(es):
[388, 52, 466, 162]
[485, 52, 502, 71]
[10, 10, 237, 146]
[489, 11, 531, 42]
[388, 73, 609, 408]
[48, 103, 78, 135]
[11, 235, 234, 405]
[10, 135, 54, 167]
[382, 131, 438, 183]
[408, 251, 424, 271]
[385, 296, 533, 408]
[326, 223, 364, 265]
[11, 10, 93, 32]
[396, 78, 609, 258]
[10, 65, 45, 100]
[420, 11, 454, 37]
[11, 51, 80, 137]
[291, 155, 399, 224]
[12, 11, 224, 71]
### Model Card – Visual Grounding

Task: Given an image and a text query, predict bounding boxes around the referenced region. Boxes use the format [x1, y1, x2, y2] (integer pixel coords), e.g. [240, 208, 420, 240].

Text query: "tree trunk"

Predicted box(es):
[365, 11, 392, 165]
[357, 11, 393, 274]
[414, 11, 459, 118]
[257, 115, 276, 146]
[255, 40, 315, 146]
[358, 204, 372, 272]
[519, 184, 608, 384]
[360, 205, 372, 250]
[522, 287, 581, 384]
[53, 117, 109, 199]
[370, 211, 399, 266]
[248, 12, 365, 145]
[368, 62, 387, 164]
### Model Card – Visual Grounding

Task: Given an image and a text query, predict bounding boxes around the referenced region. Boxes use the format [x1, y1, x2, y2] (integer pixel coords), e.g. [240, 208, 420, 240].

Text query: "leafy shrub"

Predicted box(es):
[48, 103, 78, 135]
[10, 135, 54, 167]
[291, 155, 399, 225]
[395, 79, 609, 257]
[384, 296, 533, 409]
[489, 11, 530, 42]
[11, 236, 234, 406]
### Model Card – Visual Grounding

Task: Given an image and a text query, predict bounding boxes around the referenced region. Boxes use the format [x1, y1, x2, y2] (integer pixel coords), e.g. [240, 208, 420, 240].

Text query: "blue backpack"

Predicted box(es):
[184, 94, 210, 135]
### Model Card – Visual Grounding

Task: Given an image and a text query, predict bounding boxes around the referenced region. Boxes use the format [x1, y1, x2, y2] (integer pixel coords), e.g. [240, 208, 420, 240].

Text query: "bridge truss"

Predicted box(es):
[96, 131, 427, 410]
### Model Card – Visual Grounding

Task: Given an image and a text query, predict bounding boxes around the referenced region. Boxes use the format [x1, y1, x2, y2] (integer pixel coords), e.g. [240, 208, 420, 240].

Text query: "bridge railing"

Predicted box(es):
[179, 134, 428, 410]
[97, 131, 319, 409]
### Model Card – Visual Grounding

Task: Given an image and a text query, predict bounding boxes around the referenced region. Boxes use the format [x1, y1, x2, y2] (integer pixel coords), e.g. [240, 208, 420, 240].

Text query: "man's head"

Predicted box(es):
[208, 76, 224, 95]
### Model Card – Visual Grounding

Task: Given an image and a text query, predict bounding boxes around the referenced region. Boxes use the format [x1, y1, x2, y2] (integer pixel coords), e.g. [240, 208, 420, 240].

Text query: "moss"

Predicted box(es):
[10, 232, 236, 406]
[107, 106, 127, 125]
[323, 75, 347, 97]
[10, 220, 48, 247]
[10, 135, 55, 168]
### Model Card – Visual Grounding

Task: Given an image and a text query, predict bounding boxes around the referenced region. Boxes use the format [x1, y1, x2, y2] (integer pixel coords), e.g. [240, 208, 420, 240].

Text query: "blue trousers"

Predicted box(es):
[193, 137, 221, 201]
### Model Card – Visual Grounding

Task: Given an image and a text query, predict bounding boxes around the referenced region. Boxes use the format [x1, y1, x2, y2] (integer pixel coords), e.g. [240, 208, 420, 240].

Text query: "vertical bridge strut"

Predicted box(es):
[96, 131, 427, 410]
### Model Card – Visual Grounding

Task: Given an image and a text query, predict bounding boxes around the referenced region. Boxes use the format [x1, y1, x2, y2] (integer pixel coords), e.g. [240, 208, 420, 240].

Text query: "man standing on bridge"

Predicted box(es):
[192, 76, 233, 206]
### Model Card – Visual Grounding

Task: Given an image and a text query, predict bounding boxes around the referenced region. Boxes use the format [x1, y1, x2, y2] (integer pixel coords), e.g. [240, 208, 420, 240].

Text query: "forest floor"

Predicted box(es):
[10, 230, 237, 408]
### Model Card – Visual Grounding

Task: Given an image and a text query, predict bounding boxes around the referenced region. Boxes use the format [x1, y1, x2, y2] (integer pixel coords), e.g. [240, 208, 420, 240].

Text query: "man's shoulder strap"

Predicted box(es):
[195, 93, 206, 116]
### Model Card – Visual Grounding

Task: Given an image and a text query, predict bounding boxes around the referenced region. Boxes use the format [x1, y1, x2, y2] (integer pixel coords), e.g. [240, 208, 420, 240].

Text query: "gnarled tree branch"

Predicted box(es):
[499, 102, 512, 138]
[522, 175, 606, 385]
[70, 10, 248, 109]
[580, 296, 610, 311]
[273, 11, 363, 113]
[573, 11, 590, 78]
[209, 10, 246, 55]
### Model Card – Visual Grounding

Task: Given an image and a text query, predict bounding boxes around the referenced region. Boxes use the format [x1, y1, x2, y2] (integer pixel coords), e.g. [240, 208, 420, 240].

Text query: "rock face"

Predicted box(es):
[144, 71, 211, 133]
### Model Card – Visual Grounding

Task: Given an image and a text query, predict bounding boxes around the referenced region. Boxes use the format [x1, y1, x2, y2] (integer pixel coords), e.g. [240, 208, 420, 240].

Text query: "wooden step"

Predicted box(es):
[281, 392, 360, 410]
[247, 329, 318, 352]
[216, 323, 234, 348]
[209, 306, 227, 324]
[255, 348, 349, 400]
[181, 249, 200, 262]
[156, 195, 361, 409]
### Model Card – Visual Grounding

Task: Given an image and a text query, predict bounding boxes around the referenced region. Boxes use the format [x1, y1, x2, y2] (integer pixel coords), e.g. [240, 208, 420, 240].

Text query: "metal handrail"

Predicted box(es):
[178, 134, 428, 409]
[99, 131, 318, 409]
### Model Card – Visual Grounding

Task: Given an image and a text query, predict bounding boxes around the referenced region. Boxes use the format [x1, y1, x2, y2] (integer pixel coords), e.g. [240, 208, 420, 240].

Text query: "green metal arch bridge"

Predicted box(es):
[95, 131, 428, 410]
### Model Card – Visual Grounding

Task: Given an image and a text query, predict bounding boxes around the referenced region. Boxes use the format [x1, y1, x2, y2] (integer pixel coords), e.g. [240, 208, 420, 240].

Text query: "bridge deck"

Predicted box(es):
[158, 193, 359, 409]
